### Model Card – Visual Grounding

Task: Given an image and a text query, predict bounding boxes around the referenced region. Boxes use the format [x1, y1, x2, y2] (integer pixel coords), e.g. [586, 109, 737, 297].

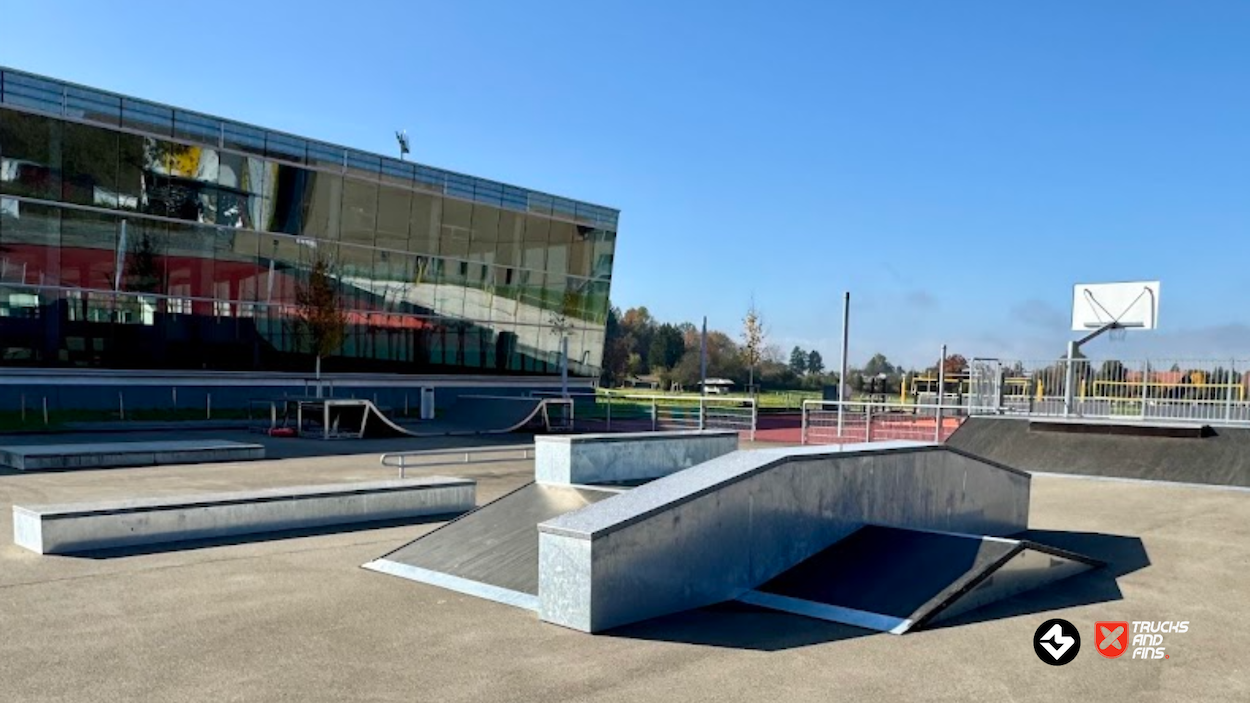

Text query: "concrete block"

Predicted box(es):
[13, 477, 475, 555]
[0, 440, 265, 471]
[534, 430, 739, 486]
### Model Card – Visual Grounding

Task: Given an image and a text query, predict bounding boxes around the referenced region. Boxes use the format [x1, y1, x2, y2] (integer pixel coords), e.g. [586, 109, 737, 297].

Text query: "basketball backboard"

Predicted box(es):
[1071, 281, 1160, 331]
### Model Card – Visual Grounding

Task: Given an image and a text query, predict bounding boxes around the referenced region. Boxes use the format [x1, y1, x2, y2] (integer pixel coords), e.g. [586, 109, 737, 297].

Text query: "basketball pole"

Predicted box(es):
[1064, 321, 1125, 417]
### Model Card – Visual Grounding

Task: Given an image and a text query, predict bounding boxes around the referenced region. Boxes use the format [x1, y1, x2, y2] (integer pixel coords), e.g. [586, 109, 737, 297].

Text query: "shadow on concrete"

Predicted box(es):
[921, 530, 1150, 631]
[603, 601, 874, 652]
[67, 513, 456, 560]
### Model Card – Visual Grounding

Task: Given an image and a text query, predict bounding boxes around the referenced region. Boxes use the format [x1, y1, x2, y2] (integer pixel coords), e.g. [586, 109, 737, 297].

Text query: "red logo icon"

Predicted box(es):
[1096, 621, 1130, 658]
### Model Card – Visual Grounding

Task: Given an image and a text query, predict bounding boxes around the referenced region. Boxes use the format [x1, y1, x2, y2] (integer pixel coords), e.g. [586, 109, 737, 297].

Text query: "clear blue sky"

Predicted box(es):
[4, 0, 1249, 368]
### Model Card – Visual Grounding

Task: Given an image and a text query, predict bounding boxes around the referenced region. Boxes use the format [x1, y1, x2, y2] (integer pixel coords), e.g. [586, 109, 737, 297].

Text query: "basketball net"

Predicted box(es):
[1109, 326, 1128, 343]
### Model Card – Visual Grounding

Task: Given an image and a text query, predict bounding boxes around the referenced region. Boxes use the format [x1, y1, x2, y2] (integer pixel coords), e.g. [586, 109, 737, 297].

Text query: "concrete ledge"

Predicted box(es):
[0, 440, 265, 471]
[13, 477, 475, 555]
[534, 430, 739, 486]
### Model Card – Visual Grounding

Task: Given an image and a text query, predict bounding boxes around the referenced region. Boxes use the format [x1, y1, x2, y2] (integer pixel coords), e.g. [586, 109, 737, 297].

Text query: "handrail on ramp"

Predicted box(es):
[381, 445, 534, 479]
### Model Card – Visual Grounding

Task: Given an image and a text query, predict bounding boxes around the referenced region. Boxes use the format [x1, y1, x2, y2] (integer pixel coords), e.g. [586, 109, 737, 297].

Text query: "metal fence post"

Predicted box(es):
[119, 392, 125, 421]
[750, 400, 757, 442]
[651, 399, 657, 431]
[1225, 360, 1235, 423]
[606, 397, 612, 431]
[1140, 362, 1149, 419]
[800, 401, 808, 445]
[865, 403, 872, 442]
[699, 396, 706, 431]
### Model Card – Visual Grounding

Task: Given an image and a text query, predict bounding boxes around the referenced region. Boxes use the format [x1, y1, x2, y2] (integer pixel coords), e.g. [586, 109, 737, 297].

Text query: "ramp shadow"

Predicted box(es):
[67, 513, 457, 560]
[604, 601, 874, 652]
[921, 530, 1150, 630]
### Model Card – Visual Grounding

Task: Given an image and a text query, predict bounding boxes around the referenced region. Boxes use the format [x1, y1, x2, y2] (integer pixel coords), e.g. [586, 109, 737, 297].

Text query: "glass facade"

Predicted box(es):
[0, 68, 617, 376]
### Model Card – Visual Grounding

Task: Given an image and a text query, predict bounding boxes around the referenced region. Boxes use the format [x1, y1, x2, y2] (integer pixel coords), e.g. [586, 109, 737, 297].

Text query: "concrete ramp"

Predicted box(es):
[537, 442, 1032, 632]
[739, 525, 1100, 634]
[364, 482, 618, 610]
[946, 416, 1250, 487]
[0, 440, 264, 471]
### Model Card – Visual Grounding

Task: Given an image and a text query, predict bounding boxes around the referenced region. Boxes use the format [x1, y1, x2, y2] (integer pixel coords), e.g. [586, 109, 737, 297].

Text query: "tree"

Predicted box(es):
[123, 229, 163, 294]
[862, 353, 896, 378]
[807, 349, 825, 375]
[789, 346, 807, 375]
[741, 299, 765, 394]
[648, 323, 686, 371]
[600, 306, 630, 386]
[943, 354, 968, 375]
[293, 247, 348, 397]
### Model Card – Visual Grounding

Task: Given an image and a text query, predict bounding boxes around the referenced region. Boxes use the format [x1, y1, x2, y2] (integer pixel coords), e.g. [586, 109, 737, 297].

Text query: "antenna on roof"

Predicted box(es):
[395, 130, 410, 161]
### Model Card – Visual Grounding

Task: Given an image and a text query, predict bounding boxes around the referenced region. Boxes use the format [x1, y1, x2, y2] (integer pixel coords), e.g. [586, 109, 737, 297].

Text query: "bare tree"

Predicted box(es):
[293, 246, 348, 397]
[741, 298, 766, 395]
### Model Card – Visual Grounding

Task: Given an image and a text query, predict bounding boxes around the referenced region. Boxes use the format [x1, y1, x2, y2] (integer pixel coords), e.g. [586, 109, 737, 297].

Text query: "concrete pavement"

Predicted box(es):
[0, 436, 1247, 702]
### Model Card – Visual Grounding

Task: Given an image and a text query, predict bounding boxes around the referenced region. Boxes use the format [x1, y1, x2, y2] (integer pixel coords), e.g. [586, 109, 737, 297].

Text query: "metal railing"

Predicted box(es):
[602, 393, 758, 440]
[802, 400, 970, 445]
[380, 445, 534, 479]
[967, 357, 1250, 426]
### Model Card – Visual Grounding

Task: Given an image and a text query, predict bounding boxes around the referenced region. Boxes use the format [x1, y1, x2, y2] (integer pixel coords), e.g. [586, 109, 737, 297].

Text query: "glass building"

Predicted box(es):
[0, 67, 618, 378]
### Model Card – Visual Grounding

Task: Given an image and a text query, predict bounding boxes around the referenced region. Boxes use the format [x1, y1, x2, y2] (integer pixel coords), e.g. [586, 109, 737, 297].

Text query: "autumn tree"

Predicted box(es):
[293, 247, 348, 397]
[741, 299, 765, 394]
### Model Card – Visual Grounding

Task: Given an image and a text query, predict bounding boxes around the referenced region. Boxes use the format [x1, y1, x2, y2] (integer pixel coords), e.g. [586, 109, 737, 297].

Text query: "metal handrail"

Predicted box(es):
[381, 444, 534, 478]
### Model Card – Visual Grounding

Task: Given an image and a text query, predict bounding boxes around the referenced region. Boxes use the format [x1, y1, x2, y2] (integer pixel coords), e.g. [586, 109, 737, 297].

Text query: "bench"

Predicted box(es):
[13, 476, 475, 555]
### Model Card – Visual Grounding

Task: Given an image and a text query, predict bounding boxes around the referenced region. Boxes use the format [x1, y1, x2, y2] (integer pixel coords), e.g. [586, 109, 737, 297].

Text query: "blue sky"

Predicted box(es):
[3, 0, 1249, 368]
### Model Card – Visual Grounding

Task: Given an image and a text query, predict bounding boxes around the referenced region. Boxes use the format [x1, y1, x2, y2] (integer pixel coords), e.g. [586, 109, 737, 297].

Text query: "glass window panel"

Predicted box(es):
[165, 220, 213, 299]
[336, 242, 374, 309]
[375, 185, 411, 252]
[115, 132, 144, 211]
[340, 178, 377, 247]
[265, 235, 304, 305]
[547, 220, 575, 279]
[446, 173, 474, 200]
[473, 180, 503, 207]
[0, 109, 61, 199]
[221, 230, 262, 302]
[344, 150, 380, 179]
[381, 159, 414, 187]
[121, 98, 173, 136]
[58, 208, 119, 290]
[121, 218, 169, 295]
[591, 229, 616, 279]
[268, 163, 313, 235]
[222, 123, 265, 155]
[440, 198, 472, 259]
[60, 122, 118, 208]
[494, 211, 523, 269]
[265, 132, 307, 164]
[301, 172, 342, 241]
[65, 86, 121, 127]
[414, 165, 445, 192]
[0, 199, 60, 286]
[2, 72, 63, 113]
[501, 185, 528, 211]
[521, 215, 549, 273]
[528, 192, 553, 216]
[408, 193, 441, 257]
[307, 141, 345, 170]
[173, 110, 221, 145]
[567, 225, 593, 278]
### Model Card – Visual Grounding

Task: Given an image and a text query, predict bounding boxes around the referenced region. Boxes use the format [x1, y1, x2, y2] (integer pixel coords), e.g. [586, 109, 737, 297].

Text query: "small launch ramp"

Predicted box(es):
[363, 482, 618, 609]
[739, 525, 1101, 634]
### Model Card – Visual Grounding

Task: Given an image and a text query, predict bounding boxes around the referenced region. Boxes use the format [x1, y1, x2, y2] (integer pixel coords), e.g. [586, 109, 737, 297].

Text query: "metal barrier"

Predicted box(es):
[608, 393, 757, 440]
[967, 357, 1250, 426]
[801, 400, 969, 445]
[380, 445, 535, 479]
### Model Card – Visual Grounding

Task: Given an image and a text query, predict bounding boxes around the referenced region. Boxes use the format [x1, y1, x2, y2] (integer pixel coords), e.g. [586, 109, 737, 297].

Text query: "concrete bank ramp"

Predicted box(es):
[946, 416, 1250, 487]
[536, 442, 1033, 632]
[364, 482, 619, 610]
[740, 525, 1100, 634]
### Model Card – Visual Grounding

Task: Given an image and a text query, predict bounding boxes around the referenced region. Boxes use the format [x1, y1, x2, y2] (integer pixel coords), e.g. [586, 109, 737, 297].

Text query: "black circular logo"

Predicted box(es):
[1033, 618, 1081, 665]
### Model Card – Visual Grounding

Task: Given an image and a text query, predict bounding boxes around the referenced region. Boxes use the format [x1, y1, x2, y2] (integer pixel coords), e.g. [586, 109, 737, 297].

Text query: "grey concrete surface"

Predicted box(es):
[534, 430, 739, 485]
[15, 476, 475, 555]
[0, 439, 265, 471]
[0, 436, 1247, 702]
[538, 443, 1030, 632]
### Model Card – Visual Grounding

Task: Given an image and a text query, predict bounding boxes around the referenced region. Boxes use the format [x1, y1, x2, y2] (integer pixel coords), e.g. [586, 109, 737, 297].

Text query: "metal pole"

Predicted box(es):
[114, 219, 127, 291]
[1063, 340, 1078, 417]
[20, 394, 25, 424]
[1225, 360, 1235, 423]
[865, 403, 872, 443]
[838, 292, 850, 437]
[935, 344, 947, 443]
[1140, 361, 1149, 419]
[207, 392, 212, 420]
[43, 396, 48, 426]
[119, 392, 125, 421]
[606, 396, 611, 431]
[800, 401, 808, 445]
[750, 400, 757, 441]
[699, 316, 708, 396]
